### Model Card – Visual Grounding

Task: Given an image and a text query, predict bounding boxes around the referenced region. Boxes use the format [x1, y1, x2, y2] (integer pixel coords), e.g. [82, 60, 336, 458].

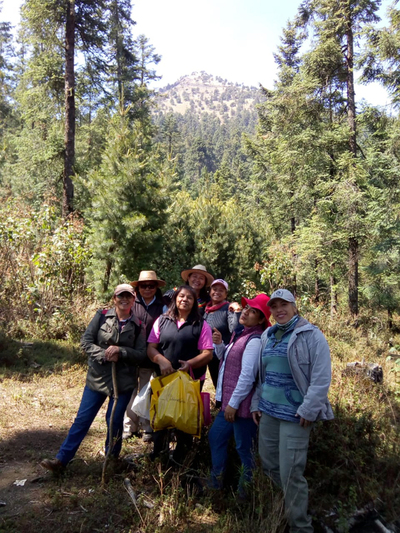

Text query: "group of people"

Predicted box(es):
[40, 265, 333, 533]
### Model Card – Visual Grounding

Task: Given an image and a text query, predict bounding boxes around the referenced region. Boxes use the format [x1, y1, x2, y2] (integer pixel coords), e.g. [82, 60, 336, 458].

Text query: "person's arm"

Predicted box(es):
[227, 337, 261, 410]
[146, 317, 175, 376]
[179, 321, 213, 372]
[227, 304, 241, 333]
[80, 310, 107, 363]
[118, 321, 147, 365]
[212, 327, 226, 359]
[296, 329, 332, 423]
[148, 343, 174, 375]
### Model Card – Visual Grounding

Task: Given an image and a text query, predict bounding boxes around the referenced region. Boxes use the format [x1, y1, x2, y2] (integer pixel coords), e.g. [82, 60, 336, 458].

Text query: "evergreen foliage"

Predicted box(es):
[82, 110, 171, 294]
[0, 0, 399, 325]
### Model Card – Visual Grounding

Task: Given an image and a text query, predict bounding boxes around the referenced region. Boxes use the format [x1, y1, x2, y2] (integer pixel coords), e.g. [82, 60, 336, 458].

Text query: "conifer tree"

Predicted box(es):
[12, 0, 108, 213]
[84, 110, 170, 293]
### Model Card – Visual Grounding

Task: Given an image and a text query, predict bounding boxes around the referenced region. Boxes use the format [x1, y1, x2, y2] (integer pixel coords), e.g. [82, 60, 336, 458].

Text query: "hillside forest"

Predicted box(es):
[1, 1, 400, 532]
[0, 0, 399, 326]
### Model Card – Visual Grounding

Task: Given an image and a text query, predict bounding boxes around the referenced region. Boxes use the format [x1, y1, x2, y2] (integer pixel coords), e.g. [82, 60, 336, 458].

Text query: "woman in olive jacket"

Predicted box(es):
[41, 284, 146, 473]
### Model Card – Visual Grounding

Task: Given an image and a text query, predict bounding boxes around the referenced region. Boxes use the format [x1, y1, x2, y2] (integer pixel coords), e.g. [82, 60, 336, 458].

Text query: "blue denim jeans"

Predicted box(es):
[56, 385, 132, 466]
[208, 411, 257, 492]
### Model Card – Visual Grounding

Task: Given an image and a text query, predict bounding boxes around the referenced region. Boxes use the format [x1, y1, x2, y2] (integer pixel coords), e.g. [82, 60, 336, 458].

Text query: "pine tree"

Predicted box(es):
[12, 0, 108, 214]
[84, 110, 171, 293]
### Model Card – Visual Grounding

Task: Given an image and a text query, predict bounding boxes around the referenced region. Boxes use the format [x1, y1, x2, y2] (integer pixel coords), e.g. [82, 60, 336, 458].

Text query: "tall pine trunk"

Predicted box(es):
[346, 14, 359, 317]
[63, 0, 75, 217]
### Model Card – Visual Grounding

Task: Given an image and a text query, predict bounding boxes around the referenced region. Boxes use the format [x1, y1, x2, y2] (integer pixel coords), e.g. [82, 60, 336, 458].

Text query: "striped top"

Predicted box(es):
[258, 316, 303, 423]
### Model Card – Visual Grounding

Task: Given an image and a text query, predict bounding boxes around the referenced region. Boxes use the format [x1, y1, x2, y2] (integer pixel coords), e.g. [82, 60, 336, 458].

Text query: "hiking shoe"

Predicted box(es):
[142, 432, 153, 443]
[40, 458, 65, 473]
[123, 431, 140, 440]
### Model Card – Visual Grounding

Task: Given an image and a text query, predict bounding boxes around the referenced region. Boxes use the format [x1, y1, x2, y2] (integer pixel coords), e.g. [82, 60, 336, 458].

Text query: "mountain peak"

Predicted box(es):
[155, 72, 263, 120]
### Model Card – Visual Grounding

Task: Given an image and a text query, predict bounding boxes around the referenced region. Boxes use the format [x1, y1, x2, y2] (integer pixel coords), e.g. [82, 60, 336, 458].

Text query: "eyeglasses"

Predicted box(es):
[140, 284, 157, 290]
[116, 292, 134, 299]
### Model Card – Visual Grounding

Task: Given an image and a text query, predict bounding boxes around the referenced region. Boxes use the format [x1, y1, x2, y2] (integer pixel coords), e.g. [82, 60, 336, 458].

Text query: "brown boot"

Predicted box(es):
[40, 458, 65, 473]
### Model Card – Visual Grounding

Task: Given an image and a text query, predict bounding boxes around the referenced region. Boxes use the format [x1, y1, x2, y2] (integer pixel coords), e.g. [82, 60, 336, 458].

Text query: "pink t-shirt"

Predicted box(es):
[148, 316, 213, 350]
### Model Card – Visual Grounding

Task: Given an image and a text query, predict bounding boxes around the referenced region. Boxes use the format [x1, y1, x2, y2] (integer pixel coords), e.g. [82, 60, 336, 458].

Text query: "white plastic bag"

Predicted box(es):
[132, 378, 152, 420]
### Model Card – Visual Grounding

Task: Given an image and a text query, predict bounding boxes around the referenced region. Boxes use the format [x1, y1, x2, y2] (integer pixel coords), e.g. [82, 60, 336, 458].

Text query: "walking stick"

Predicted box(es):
[102, 361, 119, 486]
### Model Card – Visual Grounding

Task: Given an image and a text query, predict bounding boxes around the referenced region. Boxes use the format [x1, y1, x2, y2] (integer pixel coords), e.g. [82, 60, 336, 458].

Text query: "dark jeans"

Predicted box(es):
[151, 429, 193, 464]
[208, 411, 257, 493]
[56, 385, 132, 466]
[208, 355, 220, 390]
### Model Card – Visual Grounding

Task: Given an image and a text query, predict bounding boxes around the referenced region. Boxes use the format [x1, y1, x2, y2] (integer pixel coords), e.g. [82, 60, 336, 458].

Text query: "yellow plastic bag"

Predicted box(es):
[150, 371, 203, 438]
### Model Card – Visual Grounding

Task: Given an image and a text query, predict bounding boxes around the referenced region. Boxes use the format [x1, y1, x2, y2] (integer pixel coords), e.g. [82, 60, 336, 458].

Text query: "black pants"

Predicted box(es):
[151, 429, 193, 464]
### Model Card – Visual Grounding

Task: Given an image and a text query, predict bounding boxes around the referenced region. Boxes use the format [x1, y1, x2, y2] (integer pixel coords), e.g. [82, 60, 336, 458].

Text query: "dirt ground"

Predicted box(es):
[0, 365, 219, 533]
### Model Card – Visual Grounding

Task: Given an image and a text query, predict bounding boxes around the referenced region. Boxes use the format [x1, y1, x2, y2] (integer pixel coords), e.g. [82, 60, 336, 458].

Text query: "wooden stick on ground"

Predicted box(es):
[124, 478, 144, 523]
[101, 361, 118, 486]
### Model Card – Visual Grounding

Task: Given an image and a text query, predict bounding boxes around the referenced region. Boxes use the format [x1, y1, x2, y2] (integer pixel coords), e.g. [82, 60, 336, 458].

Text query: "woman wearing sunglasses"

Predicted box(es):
[123, 271, 166, 442]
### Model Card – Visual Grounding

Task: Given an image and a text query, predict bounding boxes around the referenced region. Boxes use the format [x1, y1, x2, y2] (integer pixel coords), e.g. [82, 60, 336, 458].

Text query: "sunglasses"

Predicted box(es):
[140, 284, 157, 289]
[116, 292, 134, 299]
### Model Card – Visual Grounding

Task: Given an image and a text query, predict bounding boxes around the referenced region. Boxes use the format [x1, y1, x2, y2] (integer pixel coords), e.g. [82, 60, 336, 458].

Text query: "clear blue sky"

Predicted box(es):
[1, 0, 392, 106]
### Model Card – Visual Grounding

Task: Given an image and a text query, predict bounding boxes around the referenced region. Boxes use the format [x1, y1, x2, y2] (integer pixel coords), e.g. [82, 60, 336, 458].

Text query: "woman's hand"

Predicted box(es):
[252, 410, 262, 426]
[296, 414, 312, 428]
[158, 356, 174, 376]
[178, 360, 191, 374]
[212, 327, 222, 345]
[224, 405, 237, 423]
[229, 302, 242, 312]
[105, 345, 120, 362]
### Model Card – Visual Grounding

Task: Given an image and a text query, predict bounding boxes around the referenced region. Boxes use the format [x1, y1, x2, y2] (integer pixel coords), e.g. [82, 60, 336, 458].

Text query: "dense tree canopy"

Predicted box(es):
[0, 0, 399, 323]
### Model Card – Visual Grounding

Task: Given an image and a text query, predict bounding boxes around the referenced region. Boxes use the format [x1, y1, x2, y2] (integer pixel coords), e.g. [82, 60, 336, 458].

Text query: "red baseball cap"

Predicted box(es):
[241, 293, 271, 327]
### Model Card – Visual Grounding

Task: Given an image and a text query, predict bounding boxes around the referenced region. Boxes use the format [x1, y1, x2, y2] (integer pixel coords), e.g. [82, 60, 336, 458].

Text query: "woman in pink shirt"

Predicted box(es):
[148, 285, 213, 464]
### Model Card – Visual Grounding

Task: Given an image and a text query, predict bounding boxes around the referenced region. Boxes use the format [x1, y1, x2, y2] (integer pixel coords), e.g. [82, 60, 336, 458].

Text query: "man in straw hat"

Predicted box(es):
[123, 271, 165, 442]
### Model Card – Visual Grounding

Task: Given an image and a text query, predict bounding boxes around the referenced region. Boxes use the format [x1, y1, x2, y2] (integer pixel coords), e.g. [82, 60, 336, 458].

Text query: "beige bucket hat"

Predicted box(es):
[130, 270, 166, 287]
[181, 264, 214, 287]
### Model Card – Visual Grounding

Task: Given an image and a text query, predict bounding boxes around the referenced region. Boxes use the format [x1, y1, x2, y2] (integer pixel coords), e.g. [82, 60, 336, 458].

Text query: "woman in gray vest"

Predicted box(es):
[204, 278, 240, 389]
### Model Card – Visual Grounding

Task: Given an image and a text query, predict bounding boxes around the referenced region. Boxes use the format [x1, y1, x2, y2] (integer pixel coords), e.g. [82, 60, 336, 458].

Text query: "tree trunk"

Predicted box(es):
[388, 309, 393, 331]
[63, 0, 75, 217]
[346, 23, 356, 158]
[330, 263, 338, 317]
[348, 237, 358, 317]
[346, 12, 359, 317]
[315, 258, 320, 302]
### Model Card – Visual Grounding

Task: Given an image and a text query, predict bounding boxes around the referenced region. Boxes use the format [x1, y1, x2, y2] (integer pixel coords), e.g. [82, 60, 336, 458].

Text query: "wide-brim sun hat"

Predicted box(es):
[241, 293, 272, 327]
[267, 289, 296, 306]
[181, 264, 214, 287]
[130, 270, 166, 287]
[114, 283, 136, 296]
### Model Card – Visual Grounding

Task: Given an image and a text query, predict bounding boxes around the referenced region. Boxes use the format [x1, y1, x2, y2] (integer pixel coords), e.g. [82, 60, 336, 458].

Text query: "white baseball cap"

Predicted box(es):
[267, 289, 296, 306]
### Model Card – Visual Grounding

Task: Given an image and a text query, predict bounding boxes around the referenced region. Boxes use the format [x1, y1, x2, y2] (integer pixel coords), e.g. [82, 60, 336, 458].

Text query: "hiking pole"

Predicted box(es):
[102, 361, 119, 486]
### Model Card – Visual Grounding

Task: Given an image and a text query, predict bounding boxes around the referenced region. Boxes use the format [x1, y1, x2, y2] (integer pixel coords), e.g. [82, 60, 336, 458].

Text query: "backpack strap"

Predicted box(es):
[98, 308, 142, 337]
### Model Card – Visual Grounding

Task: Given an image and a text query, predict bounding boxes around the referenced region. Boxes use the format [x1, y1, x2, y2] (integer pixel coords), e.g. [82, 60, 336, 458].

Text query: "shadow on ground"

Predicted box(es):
[0, 336, 84, 379]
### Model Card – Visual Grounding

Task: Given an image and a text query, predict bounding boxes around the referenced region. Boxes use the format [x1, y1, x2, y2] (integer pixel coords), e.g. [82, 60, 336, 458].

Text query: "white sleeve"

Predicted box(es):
[213, 342, 226, 359]
[228, 338, 261, 410]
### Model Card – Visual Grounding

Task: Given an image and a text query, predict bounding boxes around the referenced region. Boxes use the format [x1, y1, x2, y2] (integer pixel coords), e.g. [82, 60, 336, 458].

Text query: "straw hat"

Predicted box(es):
[181, 264, 214, 287]
[130, 270, 166, 287]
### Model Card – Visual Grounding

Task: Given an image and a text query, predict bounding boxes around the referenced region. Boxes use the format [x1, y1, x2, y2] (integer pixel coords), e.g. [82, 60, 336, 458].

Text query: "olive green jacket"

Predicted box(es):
[81, 308, 147, 396]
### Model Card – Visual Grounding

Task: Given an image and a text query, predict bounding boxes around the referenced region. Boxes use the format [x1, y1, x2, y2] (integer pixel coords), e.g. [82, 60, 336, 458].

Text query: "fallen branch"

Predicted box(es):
[124, 478, 144, 522]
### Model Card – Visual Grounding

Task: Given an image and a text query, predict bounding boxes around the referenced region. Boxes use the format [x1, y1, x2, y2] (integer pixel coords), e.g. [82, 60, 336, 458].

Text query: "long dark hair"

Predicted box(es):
[167, 285, 201, 323]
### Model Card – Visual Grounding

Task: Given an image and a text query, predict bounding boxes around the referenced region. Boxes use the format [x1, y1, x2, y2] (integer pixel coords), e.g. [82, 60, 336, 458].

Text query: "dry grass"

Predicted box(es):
[1, 308, 400, 532]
